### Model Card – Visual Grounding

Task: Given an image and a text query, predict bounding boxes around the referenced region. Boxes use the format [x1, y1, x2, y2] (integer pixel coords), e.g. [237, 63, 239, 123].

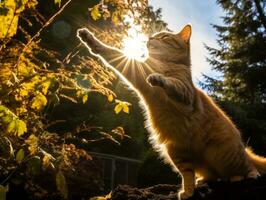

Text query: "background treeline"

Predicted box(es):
[202, 0, 266, 155]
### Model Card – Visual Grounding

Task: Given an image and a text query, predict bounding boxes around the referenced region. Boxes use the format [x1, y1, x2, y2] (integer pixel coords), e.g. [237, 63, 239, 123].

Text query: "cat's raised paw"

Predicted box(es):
[77, 28, 93, 42]
[77, 28, 100, 52]
[146, 73, 165, 87]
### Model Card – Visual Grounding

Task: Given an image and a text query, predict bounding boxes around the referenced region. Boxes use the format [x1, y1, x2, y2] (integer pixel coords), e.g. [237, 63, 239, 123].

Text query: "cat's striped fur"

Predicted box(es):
[77, 25, 266, 199]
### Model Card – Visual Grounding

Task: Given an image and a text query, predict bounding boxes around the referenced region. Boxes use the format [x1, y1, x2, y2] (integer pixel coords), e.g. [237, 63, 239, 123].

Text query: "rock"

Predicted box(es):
[108, 175, 266, 200]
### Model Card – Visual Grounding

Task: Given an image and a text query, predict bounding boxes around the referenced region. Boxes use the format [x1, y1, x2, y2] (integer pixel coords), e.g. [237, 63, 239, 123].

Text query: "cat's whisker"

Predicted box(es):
[115, 57, 128, 72]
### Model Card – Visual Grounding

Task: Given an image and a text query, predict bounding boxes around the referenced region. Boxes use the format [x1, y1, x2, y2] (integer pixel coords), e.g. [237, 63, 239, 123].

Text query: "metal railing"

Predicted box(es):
[89, 152, 141, 190]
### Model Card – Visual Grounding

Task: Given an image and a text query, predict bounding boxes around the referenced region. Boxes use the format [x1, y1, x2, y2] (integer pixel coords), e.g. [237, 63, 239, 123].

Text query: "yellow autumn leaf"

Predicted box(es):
[17, 54, 37, 77]
[114, 101, 130, 114]
[54, 0, 61, 6]
[41, 80, 51, 95]
[112, 12, 119, 25]
[16, 119, 27, 136]
[20, 89, 29, 97]
[108, 94, 113, 102]
[123, 105, 129, 113]
[90, 4, 101, 20]
[0, 64, 12, 84]
[42, 155, 50, 168]
[22, 78, 38, 91]
[31, 93, 47, 111]
[114, 103, 123, 114]
[82, 94, 88, 104]
[0, 0, 19, 38]
[7, 119, 27, 136]
[25, 134, 38, 155]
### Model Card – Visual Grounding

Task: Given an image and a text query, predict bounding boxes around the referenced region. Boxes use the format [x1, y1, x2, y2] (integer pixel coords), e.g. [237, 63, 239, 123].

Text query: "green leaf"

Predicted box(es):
[7, 120, 16, 133]
[90, 4, 101, 20]
[7, 119, 27, 136]
[56, 171, 68, 199]
[26, 156, 41, 176]
[1, 115, 12, 124]
[16, 149, 24, 163]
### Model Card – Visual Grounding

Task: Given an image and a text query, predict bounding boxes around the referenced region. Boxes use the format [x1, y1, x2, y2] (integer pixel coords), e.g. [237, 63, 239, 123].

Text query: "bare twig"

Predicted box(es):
[14, 0, 72, 70]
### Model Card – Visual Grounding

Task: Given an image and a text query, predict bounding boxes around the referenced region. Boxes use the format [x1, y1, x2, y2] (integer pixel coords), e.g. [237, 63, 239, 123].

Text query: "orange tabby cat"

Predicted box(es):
[77, 25, 266, 199]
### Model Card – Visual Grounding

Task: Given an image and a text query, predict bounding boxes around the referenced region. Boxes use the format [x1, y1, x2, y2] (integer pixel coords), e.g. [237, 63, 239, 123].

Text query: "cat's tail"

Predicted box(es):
[246, 148, 266, 174]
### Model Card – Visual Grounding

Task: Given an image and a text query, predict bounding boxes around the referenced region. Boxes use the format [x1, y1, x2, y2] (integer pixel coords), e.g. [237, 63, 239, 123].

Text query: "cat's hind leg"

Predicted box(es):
[195, 176, 207, 186]
[246, 169, 260, 179]
[176, 162, 195, 200]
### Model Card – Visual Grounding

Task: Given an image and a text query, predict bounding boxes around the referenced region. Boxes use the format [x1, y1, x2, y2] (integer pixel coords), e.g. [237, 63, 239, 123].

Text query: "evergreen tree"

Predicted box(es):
[204, 0, 266, 104]
[203, 0, 266, 154]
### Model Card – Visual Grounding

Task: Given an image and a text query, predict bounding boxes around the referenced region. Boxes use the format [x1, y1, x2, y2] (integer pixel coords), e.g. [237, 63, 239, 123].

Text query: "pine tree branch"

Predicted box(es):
[254, 0, 266, 30]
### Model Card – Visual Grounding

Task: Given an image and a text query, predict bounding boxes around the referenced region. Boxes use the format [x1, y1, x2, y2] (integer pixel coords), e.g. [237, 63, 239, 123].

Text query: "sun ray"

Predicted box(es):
[143, 61, 155, 74]
[114, 57, 128, 72]
[109, 54, 127, 64]
[136, 61, 148, 80]
[121, 56, 132, 75]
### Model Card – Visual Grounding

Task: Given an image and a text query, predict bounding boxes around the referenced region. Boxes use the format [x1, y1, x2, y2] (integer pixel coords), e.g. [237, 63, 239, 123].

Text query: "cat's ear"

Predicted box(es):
[178, 24, 192, 43]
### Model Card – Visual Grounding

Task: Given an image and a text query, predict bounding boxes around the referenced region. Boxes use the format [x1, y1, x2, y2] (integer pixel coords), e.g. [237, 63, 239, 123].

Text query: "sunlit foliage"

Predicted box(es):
[0, 0, 151, 198]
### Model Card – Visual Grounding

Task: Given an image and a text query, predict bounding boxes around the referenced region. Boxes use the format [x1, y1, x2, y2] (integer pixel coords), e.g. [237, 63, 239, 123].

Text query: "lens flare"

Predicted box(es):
[122, 27, 149, 62]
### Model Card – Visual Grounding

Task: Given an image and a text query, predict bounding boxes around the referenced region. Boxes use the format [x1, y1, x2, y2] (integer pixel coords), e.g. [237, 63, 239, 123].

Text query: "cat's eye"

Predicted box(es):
[161, 35, 170, 39]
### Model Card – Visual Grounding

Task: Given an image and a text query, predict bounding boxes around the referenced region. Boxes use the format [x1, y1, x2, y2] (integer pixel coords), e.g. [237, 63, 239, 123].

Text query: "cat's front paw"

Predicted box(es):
[77, 28, 100, 53]
[146, 73, 165, 87]
[77, 28, 94, 44]
[178, 190, 194, 200]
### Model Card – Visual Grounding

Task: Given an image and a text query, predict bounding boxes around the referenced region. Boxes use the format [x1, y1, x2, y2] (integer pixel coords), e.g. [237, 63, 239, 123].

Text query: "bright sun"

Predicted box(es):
[122, 27, 149, 62]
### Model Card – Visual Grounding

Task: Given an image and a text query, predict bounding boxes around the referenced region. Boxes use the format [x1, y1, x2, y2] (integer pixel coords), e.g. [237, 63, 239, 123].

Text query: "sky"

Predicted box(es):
[149, 0, 224, 82]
